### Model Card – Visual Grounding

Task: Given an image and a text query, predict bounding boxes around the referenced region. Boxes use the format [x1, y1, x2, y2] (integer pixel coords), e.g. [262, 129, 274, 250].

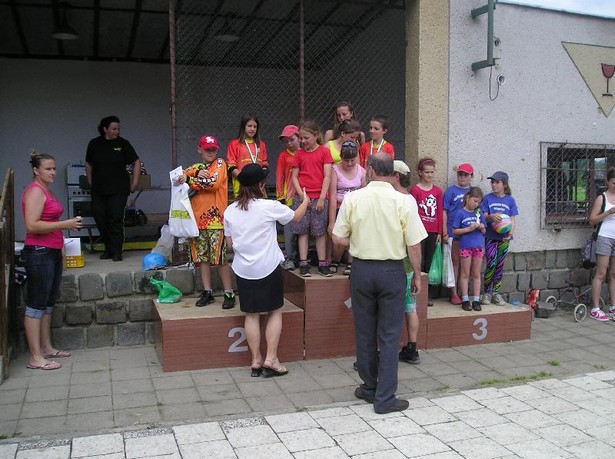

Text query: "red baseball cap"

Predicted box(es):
[279, 125, 299, 139]
[457, 163, 474, 174]
[198, 135, 219, 150]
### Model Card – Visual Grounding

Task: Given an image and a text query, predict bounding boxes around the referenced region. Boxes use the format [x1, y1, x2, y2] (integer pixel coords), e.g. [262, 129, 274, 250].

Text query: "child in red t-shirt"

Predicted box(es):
[291, 121, 334, 277]
[410, 157, 444, 306]
[359, 114, 395, 168]
[276, 125, 301, 270]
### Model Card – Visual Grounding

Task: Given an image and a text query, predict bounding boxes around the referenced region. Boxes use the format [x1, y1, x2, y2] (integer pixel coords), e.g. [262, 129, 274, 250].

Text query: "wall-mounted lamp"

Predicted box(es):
[214, 19, 239, 42]
[51, 3, 79, 40]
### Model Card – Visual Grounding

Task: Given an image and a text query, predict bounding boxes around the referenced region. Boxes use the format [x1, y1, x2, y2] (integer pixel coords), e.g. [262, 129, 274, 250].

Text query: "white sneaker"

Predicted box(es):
[480, 293, 492, 305]
[590, 309, 610, 322]
[492, 293, 506, 306]
[281, 259, 295, 270]
[609, 306, 615, 314]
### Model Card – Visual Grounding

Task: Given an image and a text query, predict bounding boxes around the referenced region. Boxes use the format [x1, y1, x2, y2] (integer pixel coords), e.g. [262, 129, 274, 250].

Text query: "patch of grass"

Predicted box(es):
[547, 360, 560, 366]
[478, 371, 552, 387]
[436, 384, 451, 391]
[0, 434, 8, 440]
[479, 378, 507, 386]
[593, 364, 608, 370]
[156, 402, 163, 407]
[146, 423, 157, 430]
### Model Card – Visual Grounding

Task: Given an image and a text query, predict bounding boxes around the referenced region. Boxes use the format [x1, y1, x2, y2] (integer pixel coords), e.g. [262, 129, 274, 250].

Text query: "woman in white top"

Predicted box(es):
[224, 164, 309, 377]
[589, 166, 615, 322]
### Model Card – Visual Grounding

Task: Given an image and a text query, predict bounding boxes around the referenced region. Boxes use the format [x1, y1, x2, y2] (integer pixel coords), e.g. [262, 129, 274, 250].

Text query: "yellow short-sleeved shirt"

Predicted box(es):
[332, 181, 427, 260]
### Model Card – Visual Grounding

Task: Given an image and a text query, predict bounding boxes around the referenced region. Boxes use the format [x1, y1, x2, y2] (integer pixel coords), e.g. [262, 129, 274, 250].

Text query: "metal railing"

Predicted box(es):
[540, 142, 615, 229]
[0, 168, 16, 382]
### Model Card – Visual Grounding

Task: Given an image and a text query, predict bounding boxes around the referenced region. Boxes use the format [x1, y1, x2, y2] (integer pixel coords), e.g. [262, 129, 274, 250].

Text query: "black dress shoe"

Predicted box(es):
[354, 386, 374, 404]
[100, 252, 112, 260]
[375, 398, 409, 414]
[112, 254, 123, 262]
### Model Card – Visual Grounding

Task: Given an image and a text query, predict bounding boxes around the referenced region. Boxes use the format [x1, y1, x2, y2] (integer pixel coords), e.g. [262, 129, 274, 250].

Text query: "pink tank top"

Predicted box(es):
[22, 182, 64, 249]
[333, 164, 364, 204]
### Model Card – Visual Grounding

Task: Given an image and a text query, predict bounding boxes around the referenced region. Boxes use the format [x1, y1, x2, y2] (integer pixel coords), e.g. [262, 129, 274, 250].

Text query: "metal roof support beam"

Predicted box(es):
[126, 0, 143, 59]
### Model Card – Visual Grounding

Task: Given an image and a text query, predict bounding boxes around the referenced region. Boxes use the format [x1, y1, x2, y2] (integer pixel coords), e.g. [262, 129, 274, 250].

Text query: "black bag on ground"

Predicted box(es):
[125, 208, 148, 227]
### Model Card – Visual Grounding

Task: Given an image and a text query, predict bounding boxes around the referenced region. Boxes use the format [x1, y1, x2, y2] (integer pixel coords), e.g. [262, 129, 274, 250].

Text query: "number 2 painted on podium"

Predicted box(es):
[472, 318, 487, 341]
[228, 327, 249, 353]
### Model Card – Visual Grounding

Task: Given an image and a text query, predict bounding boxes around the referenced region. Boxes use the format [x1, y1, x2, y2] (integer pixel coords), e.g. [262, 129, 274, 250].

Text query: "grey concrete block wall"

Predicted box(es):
[14, 268, 206, 350]
[13, 248, 601, 350]
[86, 325, 114, 348]
[128, 299, 154, 322]
[165, 269, 195, 294]
[66, 305, 93, 325]
[79, 273, 104, 301]
[96, 302, 127, 324]
[117, 322, 146, 346]
[106, 272, 134, 297]
[57, 275, 77, 303]
[135, 271, 163, 294]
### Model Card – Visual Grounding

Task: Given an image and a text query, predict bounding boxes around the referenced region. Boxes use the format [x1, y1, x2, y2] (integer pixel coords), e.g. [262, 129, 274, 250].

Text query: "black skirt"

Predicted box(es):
[236, 266, 284, 313]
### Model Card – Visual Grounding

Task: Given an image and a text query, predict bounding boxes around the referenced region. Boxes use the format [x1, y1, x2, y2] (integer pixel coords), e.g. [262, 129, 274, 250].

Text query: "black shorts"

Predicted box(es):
[236, 266, 284, 313]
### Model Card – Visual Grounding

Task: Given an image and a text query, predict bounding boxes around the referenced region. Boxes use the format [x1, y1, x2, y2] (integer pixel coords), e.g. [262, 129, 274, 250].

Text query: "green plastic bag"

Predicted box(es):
[149, 277, 183, 303]
[428, 242, 442, 286]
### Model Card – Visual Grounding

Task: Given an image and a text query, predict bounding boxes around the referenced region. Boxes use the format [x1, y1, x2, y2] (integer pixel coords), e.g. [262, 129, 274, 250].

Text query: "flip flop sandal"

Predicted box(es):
[329, 263, 339, 274]
[26, 361, 62, 370]
[250, 361, 262, 378]
[343, 264, 351, 276]
[44, 350, 71, 359]
[262, 358, 288, 377]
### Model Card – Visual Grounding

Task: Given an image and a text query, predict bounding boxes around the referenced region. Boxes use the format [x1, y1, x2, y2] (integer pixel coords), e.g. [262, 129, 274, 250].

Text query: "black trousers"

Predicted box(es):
[351, 258, 405, 412]
[91, 193, 128, 256]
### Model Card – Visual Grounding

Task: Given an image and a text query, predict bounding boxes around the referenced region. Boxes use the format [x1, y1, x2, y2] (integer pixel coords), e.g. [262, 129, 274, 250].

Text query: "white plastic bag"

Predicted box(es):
[168, 167, 199, 238]
[441, 239, 455, 288]
[151, 224, 174, 260]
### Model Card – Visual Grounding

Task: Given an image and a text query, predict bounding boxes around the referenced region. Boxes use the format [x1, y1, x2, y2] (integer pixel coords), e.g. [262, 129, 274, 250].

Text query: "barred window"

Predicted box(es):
[541, 142, 615, 229]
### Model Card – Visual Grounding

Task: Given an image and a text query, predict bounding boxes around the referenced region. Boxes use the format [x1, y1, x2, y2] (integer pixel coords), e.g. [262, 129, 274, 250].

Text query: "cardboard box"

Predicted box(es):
[64, 238, 81, 256]
[64, 238, 84, 268]
[137, 174, 151, 189]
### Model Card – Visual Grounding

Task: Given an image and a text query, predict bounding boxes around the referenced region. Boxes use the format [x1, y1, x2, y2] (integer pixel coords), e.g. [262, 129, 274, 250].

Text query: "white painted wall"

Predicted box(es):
[449, 1, 615, 252]
[0, 59, 172, 240]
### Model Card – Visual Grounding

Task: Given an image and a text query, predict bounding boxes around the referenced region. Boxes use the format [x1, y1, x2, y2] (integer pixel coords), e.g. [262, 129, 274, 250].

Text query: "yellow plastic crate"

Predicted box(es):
[65, 254, 85, 269]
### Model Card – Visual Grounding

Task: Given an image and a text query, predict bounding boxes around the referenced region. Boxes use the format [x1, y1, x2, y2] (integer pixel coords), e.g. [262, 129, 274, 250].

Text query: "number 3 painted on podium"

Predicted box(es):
[472, 318, 487, 341]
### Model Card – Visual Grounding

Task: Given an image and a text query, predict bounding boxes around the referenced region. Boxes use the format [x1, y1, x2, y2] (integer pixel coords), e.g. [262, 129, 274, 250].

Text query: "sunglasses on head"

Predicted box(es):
[342, 141, 357, 148]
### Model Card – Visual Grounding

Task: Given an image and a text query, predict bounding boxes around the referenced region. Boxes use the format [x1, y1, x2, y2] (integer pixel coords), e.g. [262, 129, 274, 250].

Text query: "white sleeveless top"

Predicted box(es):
[598, 194, 615, 239]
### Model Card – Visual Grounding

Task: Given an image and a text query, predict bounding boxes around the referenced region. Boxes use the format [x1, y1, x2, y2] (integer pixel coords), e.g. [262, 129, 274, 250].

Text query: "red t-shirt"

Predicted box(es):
[359, 140, 395, 168]
[293, 145, 333, 199]
[410, 184, 443, 234]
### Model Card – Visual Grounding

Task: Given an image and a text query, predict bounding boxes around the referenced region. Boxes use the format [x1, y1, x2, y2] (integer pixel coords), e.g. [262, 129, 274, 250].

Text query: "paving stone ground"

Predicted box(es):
[1, 311, 615, 458]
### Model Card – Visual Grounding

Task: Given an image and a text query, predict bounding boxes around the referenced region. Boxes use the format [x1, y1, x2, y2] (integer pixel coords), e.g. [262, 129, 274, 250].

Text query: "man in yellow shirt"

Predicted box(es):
[332, 153, 426, 414]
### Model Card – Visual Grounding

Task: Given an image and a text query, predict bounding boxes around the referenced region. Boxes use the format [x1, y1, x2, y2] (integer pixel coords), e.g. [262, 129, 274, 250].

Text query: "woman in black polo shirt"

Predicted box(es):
[85, 116, 140, 261]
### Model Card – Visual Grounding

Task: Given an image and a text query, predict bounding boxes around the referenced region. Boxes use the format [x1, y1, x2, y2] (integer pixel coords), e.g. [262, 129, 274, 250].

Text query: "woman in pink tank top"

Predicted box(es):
[21, 152, 82, 371]
[328, 141, 366, 274]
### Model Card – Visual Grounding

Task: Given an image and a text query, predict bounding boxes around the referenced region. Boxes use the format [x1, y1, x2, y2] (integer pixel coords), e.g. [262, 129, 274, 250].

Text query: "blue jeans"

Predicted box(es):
[23, 246, 63, 319]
